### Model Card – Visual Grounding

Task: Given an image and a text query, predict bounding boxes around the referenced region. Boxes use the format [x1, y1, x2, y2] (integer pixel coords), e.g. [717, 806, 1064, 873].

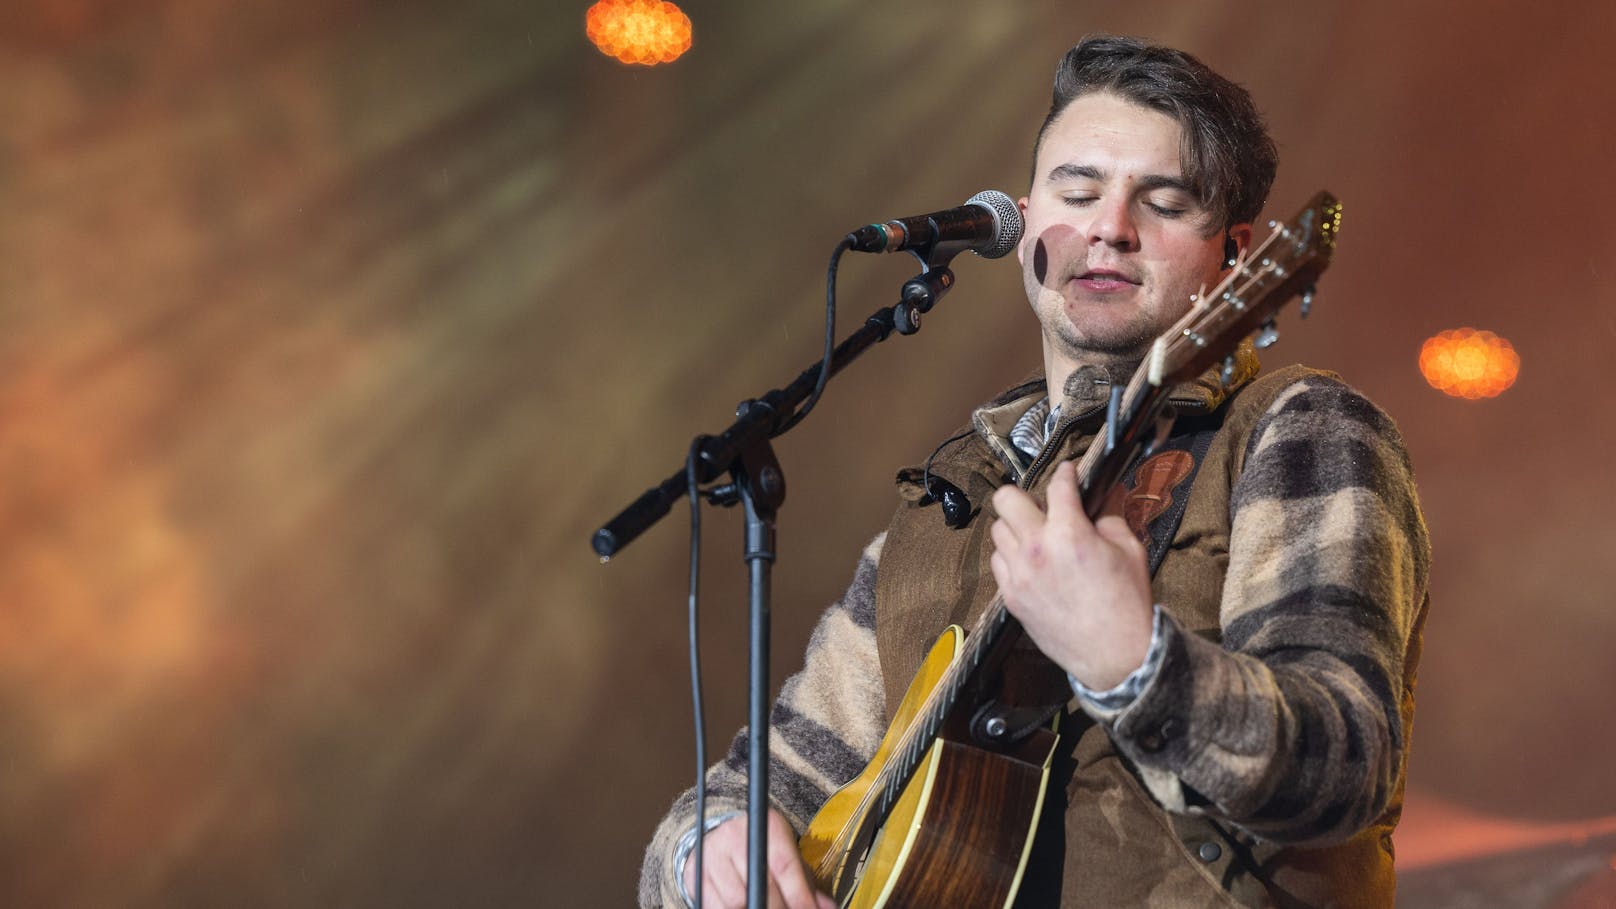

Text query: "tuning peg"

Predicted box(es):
[1255, 319, 1280, 349]
[1221, 354, 1237, 386]
[1300, 286, 1316, 319]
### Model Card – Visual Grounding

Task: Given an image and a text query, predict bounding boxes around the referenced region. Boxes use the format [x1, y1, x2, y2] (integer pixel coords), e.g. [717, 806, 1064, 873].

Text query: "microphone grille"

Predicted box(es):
[965, 189, 1023, 259]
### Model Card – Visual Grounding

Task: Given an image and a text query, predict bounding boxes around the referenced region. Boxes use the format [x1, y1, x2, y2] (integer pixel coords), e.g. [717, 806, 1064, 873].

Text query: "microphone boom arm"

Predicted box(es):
[590, 274, 953, 560]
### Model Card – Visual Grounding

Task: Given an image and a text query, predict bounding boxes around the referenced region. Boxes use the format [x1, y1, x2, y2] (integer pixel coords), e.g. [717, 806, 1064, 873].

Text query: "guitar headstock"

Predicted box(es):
[1147, 190, 1343, 387]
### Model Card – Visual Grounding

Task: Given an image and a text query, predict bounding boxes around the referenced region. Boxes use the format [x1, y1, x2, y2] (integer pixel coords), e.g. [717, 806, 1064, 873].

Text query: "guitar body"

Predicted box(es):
[801, 626, 1060, 908]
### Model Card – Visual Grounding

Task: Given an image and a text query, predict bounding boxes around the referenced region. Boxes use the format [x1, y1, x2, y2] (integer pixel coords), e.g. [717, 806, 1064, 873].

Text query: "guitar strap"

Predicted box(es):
[1100, 408, 1224, 577]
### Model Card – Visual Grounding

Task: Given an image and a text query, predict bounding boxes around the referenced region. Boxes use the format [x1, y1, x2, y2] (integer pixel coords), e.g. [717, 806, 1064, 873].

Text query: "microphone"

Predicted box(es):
[846, 190, 1023, 260]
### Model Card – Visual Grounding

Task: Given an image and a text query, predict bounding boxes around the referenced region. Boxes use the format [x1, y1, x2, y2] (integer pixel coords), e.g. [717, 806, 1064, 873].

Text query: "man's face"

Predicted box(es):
[1018, 91, 1250, 377]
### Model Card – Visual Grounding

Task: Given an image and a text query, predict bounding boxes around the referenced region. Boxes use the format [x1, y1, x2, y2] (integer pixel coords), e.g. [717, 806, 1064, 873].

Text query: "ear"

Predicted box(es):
[1224, 222, 1254, 266]
[1015, 196, 1030, 265]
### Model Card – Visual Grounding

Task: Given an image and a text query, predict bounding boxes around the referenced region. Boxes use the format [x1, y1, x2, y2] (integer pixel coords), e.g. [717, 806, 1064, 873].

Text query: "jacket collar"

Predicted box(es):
[970, 340, 1261, 477]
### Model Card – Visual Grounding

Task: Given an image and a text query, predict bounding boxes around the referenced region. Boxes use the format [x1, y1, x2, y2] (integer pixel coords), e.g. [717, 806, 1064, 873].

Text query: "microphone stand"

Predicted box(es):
[592, 253, 959, 909]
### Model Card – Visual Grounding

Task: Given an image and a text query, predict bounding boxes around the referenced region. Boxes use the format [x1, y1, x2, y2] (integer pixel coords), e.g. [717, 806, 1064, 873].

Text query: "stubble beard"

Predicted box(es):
[1046, 300, 1168, 371]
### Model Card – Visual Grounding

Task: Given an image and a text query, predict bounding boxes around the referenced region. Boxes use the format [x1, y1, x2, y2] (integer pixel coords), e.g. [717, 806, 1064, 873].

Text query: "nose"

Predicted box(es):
[1088, 197, 1138, 252]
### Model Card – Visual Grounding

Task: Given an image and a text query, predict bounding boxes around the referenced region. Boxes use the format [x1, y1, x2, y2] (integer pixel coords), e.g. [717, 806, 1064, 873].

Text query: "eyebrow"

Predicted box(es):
[1045, 163, 1194, 195]
[1046, 163, 1104, 182]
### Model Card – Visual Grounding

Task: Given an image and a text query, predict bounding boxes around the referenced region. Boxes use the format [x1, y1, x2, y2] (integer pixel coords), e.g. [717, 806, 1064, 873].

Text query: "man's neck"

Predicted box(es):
[1044, 350, 1147, 408]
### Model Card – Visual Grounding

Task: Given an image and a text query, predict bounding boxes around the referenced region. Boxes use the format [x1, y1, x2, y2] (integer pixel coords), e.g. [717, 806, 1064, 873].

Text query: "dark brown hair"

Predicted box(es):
[1033, 35, 1278, 231]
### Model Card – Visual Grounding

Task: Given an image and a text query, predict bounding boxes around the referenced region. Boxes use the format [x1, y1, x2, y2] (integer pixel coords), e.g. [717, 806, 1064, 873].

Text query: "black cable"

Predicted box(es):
[686, 438, 708, 909]
[921, 427, 978, 529]
[775, 237, 851, 434]
[921, 427, 976, 499]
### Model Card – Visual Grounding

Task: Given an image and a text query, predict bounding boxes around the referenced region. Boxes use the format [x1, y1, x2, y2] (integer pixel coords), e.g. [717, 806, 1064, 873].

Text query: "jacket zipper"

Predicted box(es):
[1018, 398, 1107, 490]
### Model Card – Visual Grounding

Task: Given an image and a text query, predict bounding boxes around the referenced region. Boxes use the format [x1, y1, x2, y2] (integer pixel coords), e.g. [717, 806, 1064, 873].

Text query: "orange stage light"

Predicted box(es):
[1418, 328, 1520, 400]
[585, 0, 692, 66]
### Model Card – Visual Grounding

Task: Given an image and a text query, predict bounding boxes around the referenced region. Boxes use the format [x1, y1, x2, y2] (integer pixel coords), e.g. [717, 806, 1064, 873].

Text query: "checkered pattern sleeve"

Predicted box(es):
[637, 535, 889, 908]
[1069, 604, 1167, 716]
[1101, 374, 1431, 845]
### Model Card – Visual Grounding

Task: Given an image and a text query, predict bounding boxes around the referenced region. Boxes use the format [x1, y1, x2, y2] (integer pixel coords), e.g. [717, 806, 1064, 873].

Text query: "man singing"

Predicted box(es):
[641, 34, 1429, 909]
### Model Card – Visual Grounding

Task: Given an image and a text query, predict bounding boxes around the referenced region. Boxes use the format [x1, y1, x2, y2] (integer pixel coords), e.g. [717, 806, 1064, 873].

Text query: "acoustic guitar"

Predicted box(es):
[799, 191, 1344, 908]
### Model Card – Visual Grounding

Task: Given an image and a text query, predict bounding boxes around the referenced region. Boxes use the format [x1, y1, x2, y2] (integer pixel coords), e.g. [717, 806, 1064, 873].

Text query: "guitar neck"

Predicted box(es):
[869, 598, 1015, 820]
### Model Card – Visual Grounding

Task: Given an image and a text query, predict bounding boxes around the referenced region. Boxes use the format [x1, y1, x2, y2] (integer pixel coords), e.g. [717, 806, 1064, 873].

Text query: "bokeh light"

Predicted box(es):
[1419, 328, 1520, 399]
[585, 0, 692, 66]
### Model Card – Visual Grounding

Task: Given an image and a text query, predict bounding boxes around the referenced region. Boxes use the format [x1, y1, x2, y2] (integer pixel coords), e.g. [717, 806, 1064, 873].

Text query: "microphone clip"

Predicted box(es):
[892, 266, 955, 335]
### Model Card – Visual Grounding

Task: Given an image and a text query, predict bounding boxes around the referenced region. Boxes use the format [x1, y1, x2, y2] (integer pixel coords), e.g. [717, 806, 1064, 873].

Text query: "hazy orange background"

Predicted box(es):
[3, 1, 1614, 905]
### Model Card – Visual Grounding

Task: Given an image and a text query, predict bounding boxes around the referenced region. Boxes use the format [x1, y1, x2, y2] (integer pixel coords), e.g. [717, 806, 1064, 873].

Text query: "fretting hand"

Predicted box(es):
[989, 460, 1156, 691]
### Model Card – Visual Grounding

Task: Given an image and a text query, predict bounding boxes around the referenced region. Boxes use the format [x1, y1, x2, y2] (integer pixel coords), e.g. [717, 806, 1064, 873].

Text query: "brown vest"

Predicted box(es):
[873, 365, 1412, 908]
